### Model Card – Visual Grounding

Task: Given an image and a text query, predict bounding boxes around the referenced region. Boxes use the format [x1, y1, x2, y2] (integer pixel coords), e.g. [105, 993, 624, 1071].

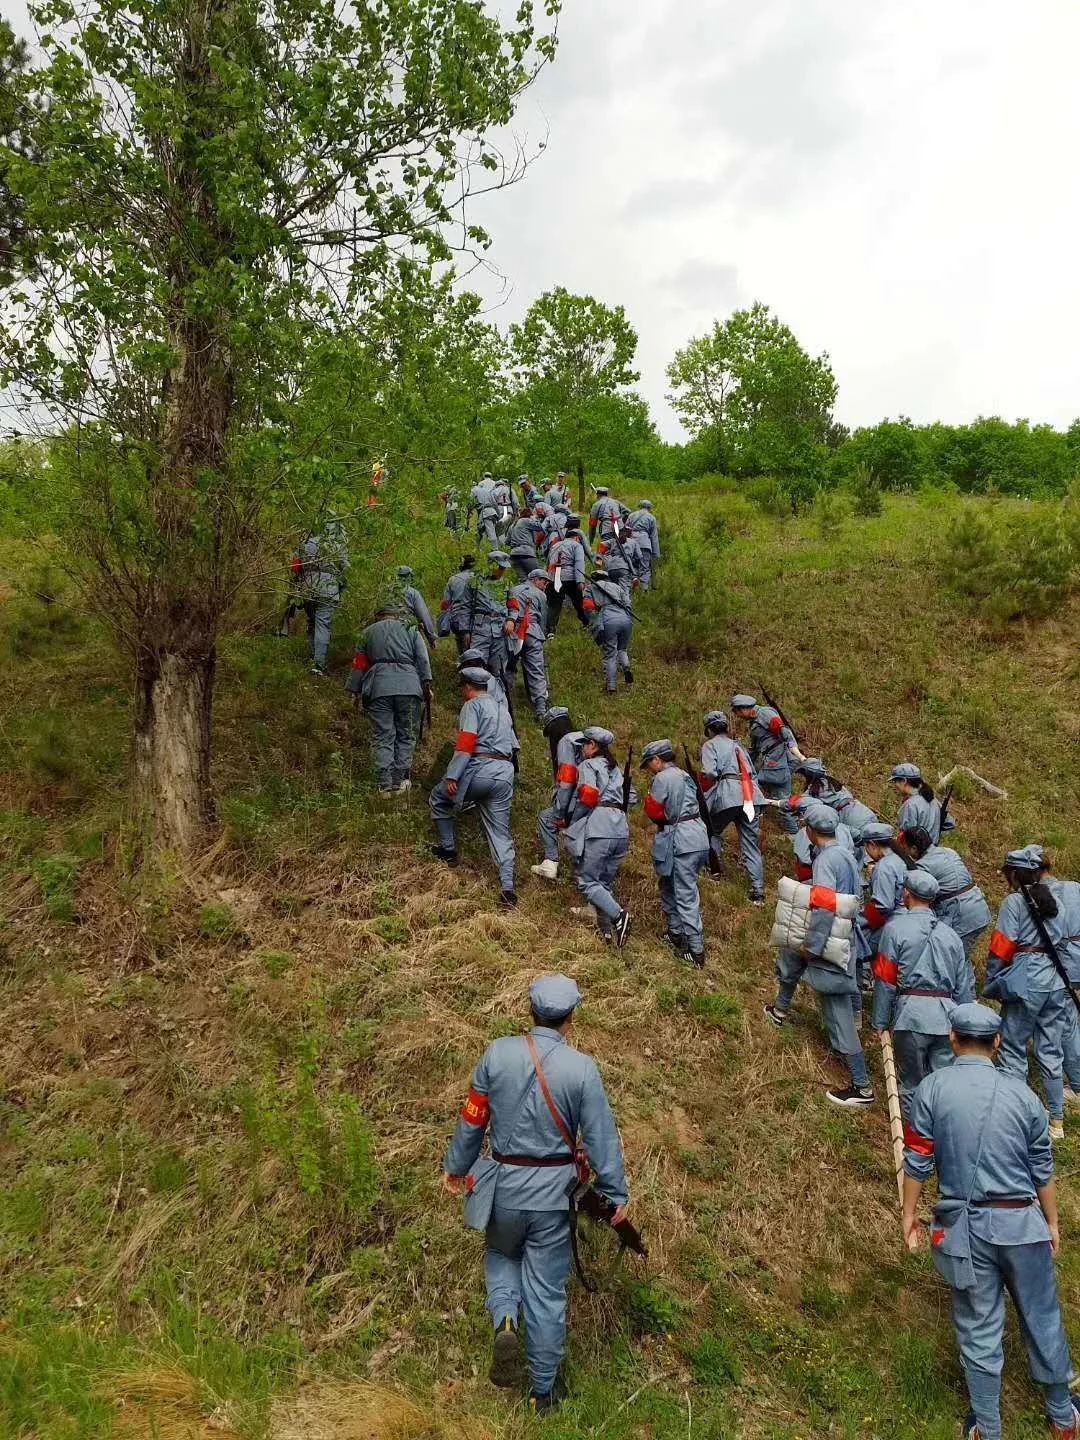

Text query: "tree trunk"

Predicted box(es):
[133, 647, 216, 851]
[576, 456, 585, 515]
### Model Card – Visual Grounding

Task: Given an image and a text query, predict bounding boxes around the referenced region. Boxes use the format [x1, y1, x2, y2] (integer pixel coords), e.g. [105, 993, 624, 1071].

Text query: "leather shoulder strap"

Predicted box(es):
[526, 1034, 576, 1152]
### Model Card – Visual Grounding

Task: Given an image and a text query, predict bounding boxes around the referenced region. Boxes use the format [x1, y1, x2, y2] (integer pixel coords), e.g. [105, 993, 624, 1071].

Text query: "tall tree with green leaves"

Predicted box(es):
[0, 18, 37, 282]
[666, 302, 837, 481]
[0, 0, 558, 851]
[508, 287, 639, 510]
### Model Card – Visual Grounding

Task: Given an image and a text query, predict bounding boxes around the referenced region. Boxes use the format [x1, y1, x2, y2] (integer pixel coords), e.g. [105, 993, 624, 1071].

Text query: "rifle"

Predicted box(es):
[423, 686, 433, 735]
[276, 598, 302, 634]
[938, 783, 954, 831]
[621, 745, 634, 812]
[757, 679, 801, 748]
[1019, 885, 1080, 1018]
[570, 1182, 648, 1292]
[683, 743, 723, 877]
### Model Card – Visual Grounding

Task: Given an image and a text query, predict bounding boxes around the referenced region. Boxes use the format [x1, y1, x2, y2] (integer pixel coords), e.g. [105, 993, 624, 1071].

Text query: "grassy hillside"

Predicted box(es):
[2, 485, 1080, 1440]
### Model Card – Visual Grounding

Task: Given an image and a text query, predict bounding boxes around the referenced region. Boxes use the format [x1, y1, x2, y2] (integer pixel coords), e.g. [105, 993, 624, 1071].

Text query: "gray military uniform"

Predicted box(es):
[346, 616, 431, 789]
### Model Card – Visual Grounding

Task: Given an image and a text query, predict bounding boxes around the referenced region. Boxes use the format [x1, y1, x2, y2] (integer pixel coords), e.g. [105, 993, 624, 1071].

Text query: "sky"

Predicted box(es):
[467, 0, 1080, 440]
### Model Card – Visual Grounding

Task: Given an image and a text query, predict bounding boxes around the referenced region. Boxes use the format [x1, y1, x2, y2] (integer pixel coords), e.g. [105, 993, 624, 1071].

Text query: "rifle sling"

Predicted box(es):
[525, 1035, 598, 1292]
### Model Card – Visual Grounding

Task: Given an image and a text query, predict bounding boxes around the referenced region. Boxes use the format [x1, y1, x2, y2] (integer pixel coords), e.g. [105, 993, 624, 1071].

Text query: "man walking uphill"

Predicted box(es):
[346, 602, 431, 795]
[903, 1003, 1079, 1440]
[443, 975, 628, 1415]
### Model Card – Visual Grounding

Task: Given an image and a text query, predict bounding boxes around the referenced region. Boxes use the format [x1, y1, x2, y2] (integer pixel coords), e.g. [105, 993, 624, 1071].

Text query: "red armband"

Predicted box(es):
[440, 599, 450, 611]
[699, 773, 716, 791]
[577, 783, 600, 808]
[351, 652, 370, 672]
[644, 794, 666, 823]
[507, 596, 521, 612]
[788, 794, 801, 810]
[863, 899, 888, 930]
[597, 541, 608, 554]
[583, 597, 597, 612]
[795, 861, 813, 882]
[460, 1088, 490, 1127]
[872, 952, 899, 986]
[903, 1123, 933, 1157]
[556, 763, 578, 785]
[809, 885, 838, 912]
[455, 730, 478, 754]
[290, 556, 302, 574]
[988, 930, 1017, 963]
[768, 715, 784, 735]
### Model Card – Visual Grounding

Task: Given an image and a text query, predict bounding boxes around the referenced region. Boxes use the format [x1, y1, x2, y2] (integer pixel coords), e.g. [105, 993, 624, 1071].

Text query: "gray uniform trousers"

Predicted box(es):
[485, 1210, 572, 1397]
[430, 760, 516, 890]
[304, 599, 337, 667]
[708, 805, 765, 897]
[1063, 1006, 1080, 1091]
[512, 634, 549, 720]
[952, 1237, 1074, 1440]
[893, 1031, 954, 1117]
[657, 851, 707, 950]
[775, 951, 871, 1086]
[761, 778, 798, 834]
[598, 612, 632, 692]
[575, 836, 629, 933]
[368, 695, 423, 789]
[510, 554, 535, 581]
[999, 989, 1070, 1121]
[537, 808, 560, 863]
[478, 516, 499, 545]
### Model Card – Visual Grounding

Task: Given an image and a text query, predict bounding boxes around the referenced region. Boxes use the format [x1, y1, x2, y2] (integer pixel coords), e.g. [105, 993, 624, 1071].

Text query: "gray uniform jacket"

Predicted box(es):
[871, 909, 975, 1034]
[645, 766, 708, 874]
[445, 692, 519, 785]
[589, 497, 627, 538]
[548, 536, 588, 584]
[507, 581, 548, 639]
[346, 617, 431, 702]
[438, 569, 476, 635]
[916, 845, 992, 941]
[564, 757, 630, 859]
[700, 735, 763, 813]
[443, 1027, 628, 1210]
[403, 585, 437, 644]
[506, 515, 541, 550]
[297, 520, 349, 601]
[469, 479, 499, 525]
[748, 706, 798, 786]
[627, 509, 660, 558]
[801, 842, 863, 994]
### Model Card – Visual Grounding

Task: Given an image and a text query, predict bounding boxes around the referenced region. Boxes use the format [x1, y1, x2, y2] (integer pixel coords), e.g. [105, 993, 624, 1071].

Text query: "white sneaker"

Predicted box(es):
[1050, 1119, 1065, 1142]
[396, 778, 412, 793]
[570, 905, 597, 922]
[530, 859, 559, 881]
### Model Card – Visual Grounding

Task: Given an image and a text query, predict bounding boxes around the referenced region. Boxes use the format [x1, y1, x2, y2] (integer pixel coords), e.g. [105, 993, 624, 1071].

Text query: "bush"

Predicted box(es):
[197, 901, 238, 941]
[32, 853, 79, 922]
[627, 1280, 687, 1337]
[813, 489, 848, 538]
[5, 565, 83, 660]
[688, 1330, 741, 1388]
[700, 495, 756, 546]
[946, 501, 1080, 624]
[849, 464, 884, 518]
[0, 809, 48, 863]
[650, 535, 731, 663]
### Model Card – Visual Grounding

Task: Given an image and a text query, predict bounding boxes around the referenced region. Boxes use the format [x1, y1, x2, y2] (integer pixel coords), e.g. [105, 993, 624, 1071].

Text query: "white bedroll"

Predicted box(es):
[769, 875, 859, 970]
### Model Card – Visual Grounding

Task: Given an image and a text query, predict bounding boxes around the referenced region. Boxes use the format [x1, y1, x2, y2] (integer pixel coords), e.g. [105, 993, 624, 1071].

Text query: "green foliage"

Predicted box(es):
[196, 902, 238, 942]
[0, 807, 47, 863]
[4, 564, 82, 659]
[813, 488, 849, 538]
[259, 950, 293, 980]
[666, 302, 837, 480]
[509, 287, 641, 501]
[235, 1038, 378, 1221]
[627, 1280, 687, 1337]
[946, 500, 1080, 624]
[849, 463, 884, 517]
[687, 992, 741, 1030]
[688, 1330, 741, 1389]
[700, 494, 756, 547]
[32, 853, 79, 922]
[649, 533, 731, 662]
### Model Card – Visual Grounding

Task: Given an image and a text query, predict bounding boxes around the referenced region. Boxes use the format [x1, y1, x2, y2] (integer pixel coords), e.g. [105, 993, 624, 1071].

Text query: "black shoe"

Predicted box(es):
[489, 1317, 521, 1388]
[662, 929, 687, 954]
[430, 845, 459, 867]
[825, 1085, 875, 1108]
[763, 1003, 788, 1027]
[614, 910, 632, 948]
[623, 668, 634, 684]
[685, 950, 705, 969]
[749, 893, 765, 907]
[529, 1390, 560, 1415]
[500, 889, 518, 907]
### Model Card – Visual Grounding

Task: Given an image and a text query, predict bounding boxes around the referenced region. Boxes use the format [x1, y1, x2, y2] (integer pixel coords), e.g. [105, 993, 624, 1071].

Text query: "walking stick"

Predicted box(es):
[879, 1030, 918, 1248]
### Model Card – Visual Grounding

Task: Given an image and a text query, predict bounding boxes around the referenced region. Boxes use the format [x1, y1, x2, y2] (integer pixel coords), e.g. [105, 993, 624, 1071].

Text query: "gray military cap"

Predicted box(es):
[541, 706, 570, 730]
[731, 693, 757, 710]
[951, 1003, 1001, 1039]
[861, 821, 896, 844]
[1003, 844, 1046, 873]
[704, 710, 729, 732]
[488, 551, 511, 567]
[796, 757, 828, 779]
[459, 667, 491, 688]
[396, 565, 413, 578]
[583, 726, 615, 747]
[803, 803, 839, 835]
[904, 869, 940, 901]
[530, 973, 582, 1021]
[527, 568, 550, 582]
[638, 499, 653, 509]
[640, 738, 676, 767]
[890, 762, 922, 782]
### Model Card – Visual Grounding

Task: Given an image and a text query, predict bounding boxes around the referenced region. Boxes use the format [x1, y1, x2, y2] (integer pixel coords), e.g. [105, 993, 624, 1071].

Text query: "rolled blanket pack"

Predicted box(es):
[769, 876, 859, 970]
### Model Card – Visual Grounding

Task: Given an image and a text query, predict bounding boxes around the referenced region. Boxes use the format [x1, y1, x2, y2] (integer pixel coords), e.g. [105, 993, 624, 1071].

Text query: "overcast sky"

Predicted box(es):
[469, 0, 1080, 440]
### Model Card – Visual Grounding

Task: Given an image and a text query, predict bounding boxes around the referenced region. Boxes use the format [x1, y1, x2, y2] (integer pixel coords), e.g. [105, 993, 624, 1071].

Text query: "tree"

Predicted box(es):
[666, 302, 837, 481]
[0, 19, 37, 282]
[1, 0, 558, 851]
[508, 288, 639, 510]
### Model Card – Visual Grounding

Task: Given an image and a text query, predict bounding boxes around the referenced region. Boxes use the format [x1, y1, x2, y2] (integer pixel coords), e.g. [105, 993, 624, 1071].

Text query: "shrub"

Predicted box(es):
[849, 463, 884, 518]
[743, 476, 789, 517]
[700, 495, 755, 548]
[650, 535, 731, 663]
[688, 1330, 741, 1388]
[946, 501, 1080, 624]
[627, 1280, 687, 1336]
[197, 902, 238, 941]
[0, 809, 48, 863]
[5, 565, 83, 659]
[259, 950, 293, 979]
[813, 488, 848, 538]
[32, 853, 79, 922]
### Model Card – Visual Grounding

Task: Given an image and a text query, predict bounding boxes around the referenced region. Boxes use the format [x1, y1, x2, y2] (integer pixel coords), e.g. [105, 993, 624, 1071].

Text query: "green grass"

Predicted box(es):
[1, 485, 1080, 1437]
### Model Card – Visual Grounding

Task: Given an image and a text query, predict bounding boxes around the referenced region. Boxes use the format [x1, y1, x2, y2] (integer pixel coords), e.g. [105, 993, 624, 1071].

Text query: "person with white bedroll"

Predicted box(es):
[903, 1002, 1079, 1440]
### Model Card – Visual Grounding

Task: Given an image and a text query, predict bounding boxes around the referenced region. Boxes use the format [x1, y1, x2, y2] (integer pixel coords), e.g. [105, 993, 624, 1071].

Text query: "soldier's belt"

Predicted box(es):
[473, 752, 512, 762]
[971, 1196, 1034, 1209]
[898, 987, 953, 998]
[492, 1150, 574, 1168]
[597, 802, 624, 809]
[938, 882, 976, 899]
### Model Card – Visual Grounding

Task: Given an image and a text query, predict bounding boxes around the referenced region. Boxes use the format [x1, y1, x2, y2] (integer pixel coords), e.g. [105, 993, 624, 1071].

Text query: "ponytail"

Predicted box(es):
[887, 838, 916, 871]
[1029, 881, 1059, 919]
[917, 780, 936, 804]
[905, 826, 934, 860]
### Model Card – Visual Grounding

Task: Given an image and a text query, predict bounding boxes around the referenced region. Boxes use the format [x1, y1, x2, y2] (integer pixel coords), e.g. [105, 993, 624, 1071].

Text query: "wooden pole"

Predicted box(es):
[879, 1031, 916, 1241]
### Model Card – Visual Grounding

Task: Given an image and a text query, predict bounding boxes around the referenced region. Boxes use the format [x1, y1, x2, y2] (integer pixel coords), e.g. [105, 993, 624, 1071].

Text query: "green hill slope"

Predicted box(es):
[2, 486, 1080, 1440]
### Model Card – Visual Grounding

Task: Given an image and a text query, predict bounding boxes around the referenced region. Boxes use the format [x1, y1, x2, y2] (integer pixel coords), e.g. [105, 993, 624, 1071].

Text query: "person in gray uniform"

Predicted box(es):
[699, 710, 765, 905]
[505, 570, 551, 722]
[731, 693, 804, 833]
[394, 565, 437, 646]
[285, 516, 349, 674]
[438, 556, 478, 655]
[626, 499, 660, 588]
[531, 709, 583, 883]
[562, 726, 633, 947]
[583, 565, 634, 693]
[346, 603, 432, 794]
[641, 739, 709, 968]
